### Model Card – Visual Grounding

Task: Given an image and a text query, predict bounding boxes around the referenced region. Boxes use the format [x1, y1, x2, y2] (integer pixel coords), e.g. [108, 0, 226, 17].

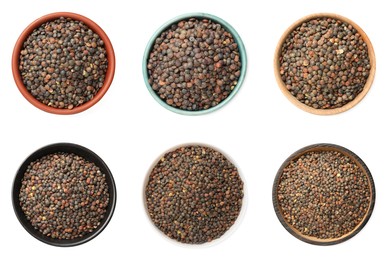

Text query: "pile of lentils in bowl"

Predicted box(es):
[276, 150, 371, 240]
[145, 145, 244, 244]
[279, 17, 371, 109]
[19, 17, 108, 109]
[147, 18, 241, 111]
[19, 152, 109, 239]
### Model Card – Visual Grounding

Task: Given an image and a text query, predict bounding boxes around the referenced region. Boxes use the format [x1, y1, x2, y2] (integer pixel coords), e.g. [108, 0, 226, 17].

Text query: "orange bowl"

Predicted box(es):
[12, 12, 115, 115]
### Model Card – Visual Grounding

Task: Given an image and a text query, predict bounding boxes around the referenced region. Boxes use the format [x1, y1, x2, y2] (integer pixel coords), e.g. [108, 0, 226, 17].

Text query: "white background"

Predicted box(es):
[0, 0, 387, 259]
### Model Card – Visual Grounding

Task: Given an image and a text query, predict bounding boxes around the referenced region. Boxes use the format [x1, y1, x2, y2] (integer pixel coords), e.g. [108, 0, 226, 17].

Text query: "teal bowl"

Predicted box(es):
[143, 13, 247, 115]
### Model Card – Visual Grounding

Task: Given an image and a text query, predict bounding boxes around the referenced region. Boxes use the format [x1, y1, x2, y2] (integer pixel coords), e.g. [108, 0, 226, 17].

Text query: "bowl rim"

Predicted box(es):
[12, 12, 116, 115]
[12, 142, 117, 247]
[142, 12, 247, 116]
[272, 143, 376, 245]
[142, 142, 247, 246]
[274, 13, 376, 115]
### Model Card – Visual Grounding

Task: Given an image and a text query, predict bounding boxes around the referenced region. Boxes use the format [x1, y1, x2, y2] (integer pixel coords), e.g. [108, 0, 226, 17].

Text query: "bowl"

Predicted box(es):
[143, 143, 247, 246]
[272, 143, 375, 245]
[12, 12, 116, 115]
[12, 143, 117, 247]
[274, 13, 375, 115]
[143, 13, 247, 115]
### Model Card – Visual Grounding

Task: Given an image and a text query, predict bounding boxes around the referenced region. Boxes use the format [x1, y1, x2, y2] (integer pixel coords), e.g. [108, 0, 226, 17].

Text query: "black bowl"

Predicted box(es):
[12, 143, 117, 247]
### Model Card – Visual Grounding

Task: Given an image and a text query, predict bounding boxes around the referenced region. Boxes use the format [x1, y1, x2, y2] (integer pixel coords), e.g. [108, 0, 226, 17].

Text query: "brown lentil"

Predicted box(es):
[19, 152, 109, 240]
[19, 17, 108, 109]
[279, 17, 370, 109]
[145, 145, 244, 244]
[277, 150, 371, 239]
[147, 18, 241, 111]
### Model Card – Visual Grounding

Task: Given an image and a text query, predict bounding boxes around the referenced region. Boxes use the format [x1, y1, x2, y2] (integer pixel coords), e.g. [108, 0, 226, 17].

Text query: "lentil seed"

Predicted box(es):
[277, 150, 371, 239]
[147, 18, 241, 111]
[19, 152, 110, 240]
[279, 17, 370, 109]
[145, 145, 244, 244]
[19, 17, 108, 109]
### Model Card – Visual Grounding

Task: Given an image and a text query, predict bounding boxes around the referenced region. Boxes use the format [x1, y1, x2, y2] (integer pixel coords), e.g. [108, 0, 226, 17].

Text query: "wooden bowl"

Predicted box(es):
[274, 13, 376, 115]
[272, 143, 375, 245]
[12, 12, 116, 115]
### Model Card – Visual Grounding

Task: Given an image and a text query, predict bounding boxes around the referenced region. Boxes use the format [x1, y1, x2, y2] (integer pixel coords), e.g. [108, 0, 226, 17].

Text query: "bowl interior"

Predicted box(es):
[12, 12, 115, 115]
[273, 143, 375, 245]
[274, 13, 376, 115]
[12, 143, 116, 247]
[143, 13, 247, 115]
[143, 143, 247, 246]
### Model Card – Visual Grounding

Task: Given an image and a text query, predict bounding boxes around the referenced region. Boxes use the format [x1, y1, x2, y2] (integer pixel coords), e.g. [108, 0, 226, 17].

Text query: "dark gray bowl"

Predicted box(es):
[12, 143, 117, 247]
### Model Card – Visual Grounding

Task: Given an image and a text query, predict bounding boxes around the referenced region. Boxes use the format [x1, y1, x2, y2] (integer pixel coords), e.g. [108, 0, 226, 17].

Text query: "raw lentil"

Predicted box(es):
[145, 145, 244, 244]
[147, 18, 241, 111]
[279, 17, 370, 109]
[19, 17, 108, 109]
[277, 150, 371, 239]
[19, 152, 109, 239]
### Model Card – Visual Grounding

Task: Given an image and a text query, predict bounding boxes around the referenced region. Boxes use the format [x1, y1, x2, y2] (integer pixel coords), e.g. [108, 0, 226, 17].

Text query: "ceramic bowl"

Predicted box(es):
[12, 143, 117, 247]
[12, 12, 115, 115]
[143, 13, 247, 115]
[143, 143, 247, 246]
